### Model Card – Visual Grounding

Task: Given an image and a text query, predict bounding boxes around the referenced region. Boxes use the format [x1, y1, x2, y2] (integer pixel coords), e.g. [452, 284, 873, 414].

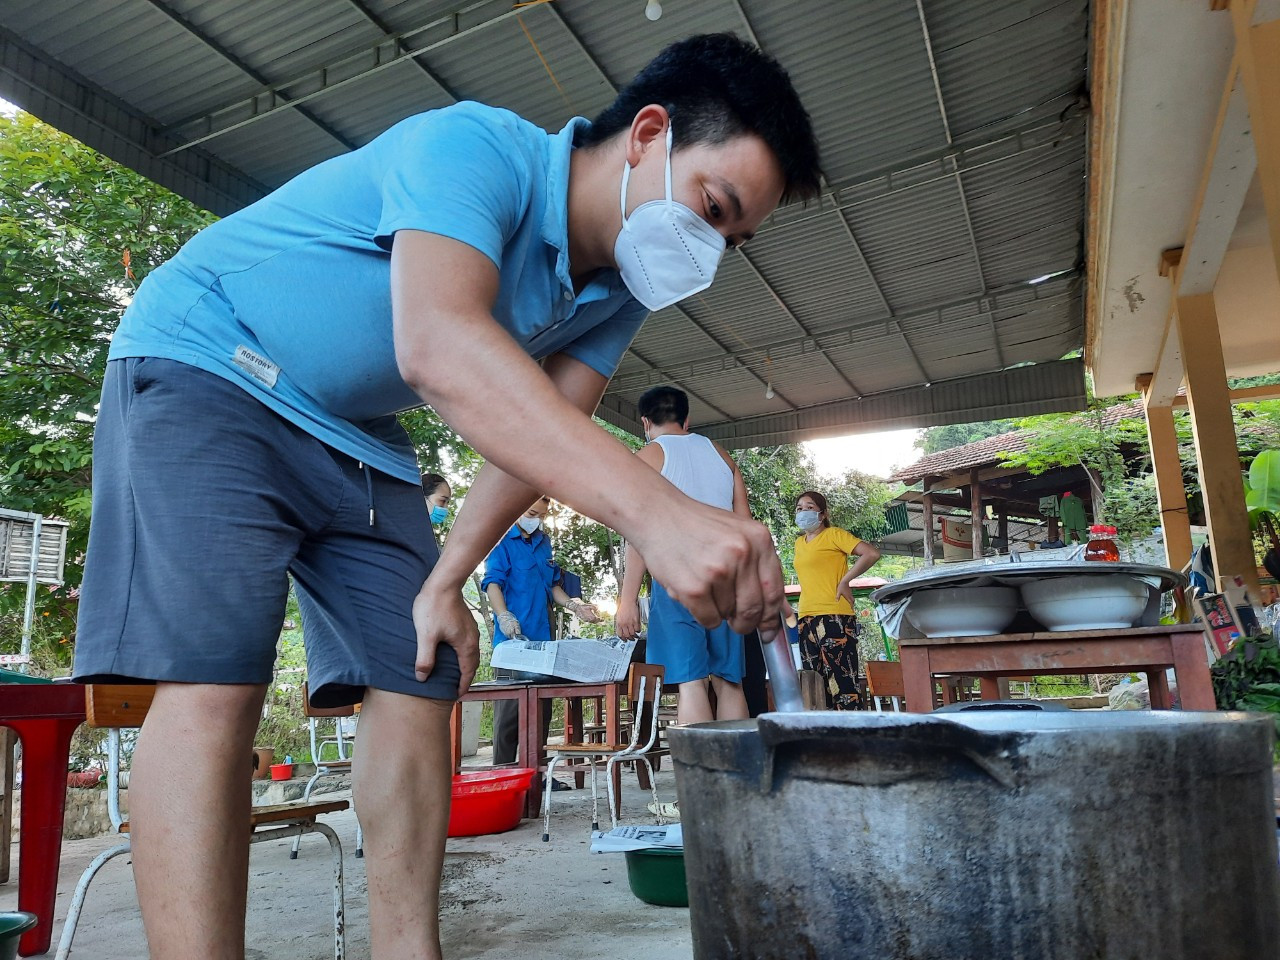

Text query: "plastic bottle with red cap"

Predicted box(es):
[1085, 524, 1120, 562]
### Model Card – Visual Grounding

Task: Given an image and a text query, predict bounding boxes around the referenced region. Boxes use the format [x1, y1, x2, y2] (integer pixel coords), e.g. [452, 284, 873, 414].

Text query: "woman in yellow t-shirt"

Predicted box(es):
[793, 491, 882, 710]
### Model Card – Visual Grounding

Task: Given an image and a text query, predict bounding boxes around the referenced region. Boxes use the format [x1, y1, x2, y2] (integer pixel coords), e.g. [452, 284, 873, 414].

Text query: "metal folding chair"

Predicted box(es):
[56, 685, 347, 960]
[291, 682, 362, 859]
[541, 664, 665, 841]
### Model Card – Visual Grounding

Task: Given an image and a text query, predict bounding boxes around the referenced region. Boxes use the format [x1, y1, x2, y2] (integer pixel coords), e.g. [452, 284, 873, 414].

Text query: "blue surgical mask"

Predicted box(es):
[796, 510, 821, 531]
[429, 504, 449, 525]
[516, 515, 542, 535]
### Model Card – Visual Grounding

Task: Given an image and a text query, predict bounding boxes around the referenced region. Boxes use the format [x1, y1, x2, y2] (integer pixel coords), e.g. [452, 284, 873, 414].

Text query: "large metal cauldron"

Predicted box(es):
[669, 711, 1279, 960]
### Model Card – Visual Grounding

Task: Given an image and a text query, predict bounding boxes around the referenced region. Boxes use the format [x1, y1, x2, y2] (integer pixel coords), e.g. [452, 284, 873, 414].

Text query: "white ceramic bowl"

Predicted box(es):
[903, 586, 1020, 638]
[1020, 575, 1150, 631]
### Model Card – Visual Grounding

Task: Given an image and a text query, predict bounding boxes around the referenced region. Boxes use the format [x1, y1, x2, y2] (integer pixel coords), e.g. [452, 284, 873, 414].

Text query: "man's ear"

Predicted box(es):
[625, 104, 670, 168]
[682, 417, 690, 431]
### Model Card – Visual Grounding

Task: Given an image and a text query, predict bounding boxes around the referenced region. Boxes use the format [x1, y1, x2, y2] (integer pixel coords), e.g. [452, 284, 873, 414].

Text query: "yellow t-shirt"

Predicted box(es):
[794, 527, 863, 617]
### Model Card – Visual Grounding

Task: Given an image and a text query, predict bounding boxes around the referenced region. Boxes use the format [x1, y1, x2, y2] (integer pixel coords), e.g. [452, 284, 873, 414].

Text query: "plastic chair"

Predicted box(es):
[292, 683, 362, 859]
[56, 685, 347, 960]
[541, 664, 665, 841]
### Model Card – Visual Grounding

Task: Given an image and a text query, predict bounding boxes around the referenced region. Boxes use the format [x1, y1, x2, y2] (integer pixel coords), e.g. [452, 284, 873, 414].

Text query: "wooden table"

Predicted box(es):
[0, 683, 87, 956]
[899, 624, 1216, 713]
[450, 680, 622, 819]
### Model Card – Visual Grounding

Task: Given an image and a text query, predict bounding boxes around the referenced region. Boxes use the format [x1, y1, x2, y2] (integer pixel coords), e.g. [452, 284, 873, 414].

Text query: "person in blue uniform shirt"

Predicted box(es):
[482, 496, 600, 770]
[73, 33, 821, 959]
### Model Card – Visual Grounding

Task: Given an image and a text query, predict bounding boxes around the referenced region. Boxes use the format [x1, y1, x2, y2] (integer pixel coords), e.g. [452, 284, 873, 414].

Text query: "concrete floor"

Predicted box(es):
[1, 763, 692, 960]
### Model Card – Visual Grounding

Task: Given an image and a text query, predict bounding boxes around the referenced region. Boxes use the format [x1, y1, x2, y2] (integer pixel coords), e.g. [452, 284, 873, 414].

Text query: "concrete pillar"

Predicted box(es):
[1144, 402, 1195, 568]
[1175, 292, 1259, 593]
[1232, 3, 1280, 284]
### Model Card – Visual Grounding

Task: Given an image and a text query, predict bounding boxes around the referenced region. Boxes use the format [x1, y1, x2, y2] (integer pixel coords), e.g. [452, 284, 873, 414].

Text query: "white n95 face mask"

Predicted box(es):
[614, 125, 726, 311]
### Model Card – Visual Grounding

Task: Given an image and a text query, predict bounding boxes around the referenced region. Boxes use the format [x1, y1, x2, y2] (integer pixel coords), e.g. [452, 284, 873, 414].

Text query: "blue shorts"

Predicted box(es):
[645, 581, 745, 685]
[73, 358, 457, 708]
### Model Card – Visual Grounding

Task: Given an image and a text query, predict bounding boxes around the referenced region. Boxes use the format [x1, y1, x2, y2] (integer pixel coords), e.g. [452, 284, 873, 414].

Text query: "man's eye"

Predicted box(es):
[706, 195, 722, 219]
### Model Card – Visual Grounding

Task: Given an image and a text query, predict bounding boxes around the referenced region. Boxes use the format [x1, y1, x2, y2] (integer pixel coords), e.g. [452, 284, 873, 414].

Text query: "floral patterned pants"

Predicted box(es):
[797, 614, 863, 710]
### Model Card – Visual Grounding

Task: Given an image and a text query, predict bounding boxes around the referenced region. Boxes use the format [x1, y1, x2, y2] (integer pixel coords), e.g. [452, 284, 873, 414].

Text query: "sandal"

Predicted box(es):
[646, 799, 680, 821]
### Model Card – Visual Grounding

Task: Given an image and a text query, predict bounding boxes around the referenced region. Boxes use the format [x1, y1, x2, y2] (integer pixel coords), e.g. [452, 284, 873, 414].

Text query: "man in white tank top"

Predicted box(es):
[616, 386, 752, 725]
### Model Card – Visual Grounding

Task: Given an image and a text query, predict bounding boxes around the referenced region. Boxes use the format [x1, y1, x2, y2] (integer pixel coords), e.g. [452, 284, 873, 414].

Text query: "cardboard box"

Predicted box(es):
[490, 635, 638, 683]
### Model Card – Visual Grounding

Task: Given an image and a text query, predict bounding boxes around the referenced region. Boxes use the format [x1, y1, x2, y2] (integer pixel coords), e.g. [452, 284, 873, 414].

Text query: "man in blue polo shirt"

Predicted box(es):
[74, 33, 820, 959]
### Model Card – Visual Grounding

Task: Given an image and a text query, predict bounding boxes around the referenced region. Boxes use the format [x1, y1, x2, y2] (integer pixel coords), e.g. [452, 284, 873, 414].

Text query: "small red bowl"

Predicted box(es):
[269, 763, 294, 781]
[447, 768, 537, 837]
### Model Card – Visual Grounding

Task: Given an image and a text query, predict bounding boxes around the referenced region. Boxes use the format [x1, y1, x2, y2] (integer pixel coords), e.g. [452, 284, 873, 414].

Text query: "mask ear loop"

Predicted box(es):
[663, 122, 674, 212]
[619, 152, 633, 231]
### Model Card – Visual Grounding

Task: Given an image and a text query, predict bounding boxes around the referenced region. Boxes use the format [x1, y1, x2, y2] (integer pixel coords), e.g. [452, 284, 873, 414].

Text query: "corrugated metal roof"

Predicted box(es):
[0, 0, 1091, 444]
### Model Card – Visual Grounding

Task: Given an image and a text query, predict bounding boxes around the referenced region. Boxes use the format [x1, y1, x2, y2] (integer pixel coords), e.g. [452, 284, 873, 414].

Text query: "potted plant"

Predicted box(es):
[251, 746, 275, 780]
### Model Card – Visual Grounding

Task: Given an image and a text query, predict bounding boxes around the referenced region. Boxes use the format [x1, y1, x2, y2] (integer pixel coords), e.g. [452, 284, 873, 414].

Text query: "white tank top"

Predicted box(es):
[653, 433, 734, 511]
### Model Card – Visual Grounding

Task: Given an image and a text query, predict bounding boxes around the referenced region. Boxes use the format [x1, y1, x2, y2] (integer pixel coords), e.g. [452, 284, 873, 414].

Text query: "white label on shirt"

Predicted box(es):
[233, 345, 280, 388]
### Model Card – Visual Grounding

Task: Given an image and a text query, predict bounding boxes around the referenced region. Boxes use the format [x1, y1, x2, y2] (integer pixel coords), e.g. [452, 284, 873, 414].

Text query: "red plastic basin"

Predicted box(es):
[447, 768, 537, 837]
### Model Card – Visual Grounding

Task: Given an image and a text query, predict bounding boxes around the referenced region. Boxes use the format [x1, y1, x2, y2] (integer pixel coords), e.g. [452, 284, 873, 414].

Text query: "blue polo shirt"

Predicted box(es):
[108, 102, 648, 483]
[481, 526, 561, 645]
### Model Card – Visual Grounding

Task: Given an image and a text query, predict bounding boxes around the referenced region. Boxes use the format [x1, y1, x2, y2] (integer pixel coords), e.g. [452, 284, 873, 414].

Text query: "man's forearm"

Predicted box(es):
[397, 304, 677, 561]
[620, 542, 647, 602]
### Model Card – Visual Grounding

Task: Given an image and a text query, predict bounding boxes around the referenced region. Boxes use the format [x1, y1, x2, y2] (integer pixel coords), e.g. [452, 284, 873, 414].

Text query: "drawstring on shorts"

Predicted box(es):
[358, 461, 376, 526]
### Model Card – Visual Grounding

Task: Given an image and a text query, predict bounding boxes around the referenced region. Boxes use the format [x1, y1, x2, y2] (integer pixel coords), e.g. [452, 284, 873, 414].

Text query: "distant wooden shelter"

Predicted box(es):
[883, 400, 1146, 564]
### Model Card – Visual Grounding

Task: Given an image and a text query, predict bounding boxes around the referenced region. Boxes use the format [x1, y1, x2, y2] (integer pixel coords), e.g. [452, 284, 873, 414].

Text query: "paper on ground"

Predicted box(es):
[490, 635, 638, 683]
[590, 823, 683, 853]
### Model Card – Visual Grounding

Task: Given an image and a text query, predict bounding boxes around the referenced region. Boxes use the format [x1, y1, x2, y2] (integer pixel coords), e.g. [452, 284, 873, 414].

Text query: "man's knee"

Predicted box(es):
[146, 682, 267, 732]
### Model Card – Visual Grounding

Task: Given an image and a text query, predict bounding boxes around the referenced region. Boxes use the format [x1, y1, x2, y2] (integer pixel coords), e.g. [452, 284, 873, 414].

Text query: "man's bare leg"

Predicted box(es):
[676, 679, 714, 725]
[709, 676, 748, 721]
[129, 682, 268, 960]
[353, 690, 454, 960]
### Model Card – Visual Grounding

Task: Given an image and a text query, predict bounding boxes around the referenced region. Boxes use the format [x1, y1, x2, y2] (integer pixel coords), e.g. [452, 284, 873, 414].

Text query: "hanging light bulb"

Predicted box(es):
[645, 0, 663, 20]
[765, 381, 775, 400]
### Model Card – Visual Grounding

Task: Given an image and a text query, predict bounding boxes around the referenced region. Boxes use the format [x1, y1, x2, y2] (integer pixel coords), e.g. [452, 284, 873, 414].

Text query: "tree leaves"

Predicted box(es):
[0, 110, 216, 652]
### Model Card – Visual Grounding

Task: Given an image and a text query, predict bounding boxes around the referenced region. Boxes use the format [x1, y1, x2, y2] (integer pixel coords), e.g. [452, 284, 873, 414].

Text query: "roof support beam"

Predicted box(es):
[1141, 298, 1184, 409]
[1177, 291, 1259, 594]
[1143, 401, 1194, 569]
[1141, 42, 1257, 407]
[340, 0, 462, 102]
[666, 303, 800, 410]
[734, 248, 864, 397]
[0, 26, 265, 214]
[138, 0, 357, 152]
[625, 346, 734, 422]
[610, 275, 1081, 393]
[158, 0, 523, 156]
[698, 360, 1088, 451]
[1174, 60, 1256, 295]
[727, 0, 762, 47]
[1230, 0, 1280, 287]
[914, 0, 1004, 368]
[540, 3, 617, 95]
[765, 109, 1086, 230]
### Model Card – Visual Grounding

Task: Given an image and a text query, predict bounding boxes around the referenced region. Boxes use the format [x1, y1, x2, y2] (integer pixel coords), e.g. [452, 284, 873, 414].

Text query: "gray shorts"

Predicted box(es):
[74, 358, 458, 707]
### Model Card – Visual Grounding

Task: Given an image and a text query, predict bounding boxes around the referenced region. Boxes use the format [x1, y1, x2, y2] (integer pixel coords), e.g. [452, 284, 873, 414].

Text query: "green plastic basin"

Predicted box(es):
[0, 913, 38, 960]
[624, 848, 688, 907]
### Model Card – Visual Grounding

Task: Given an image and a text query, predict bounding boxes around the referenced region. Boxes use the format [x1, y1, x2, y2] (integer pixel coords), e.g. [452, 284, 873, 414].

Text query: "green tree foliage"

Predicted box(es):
[915, 419, 1016, 455]
[0, 111, 216, 655]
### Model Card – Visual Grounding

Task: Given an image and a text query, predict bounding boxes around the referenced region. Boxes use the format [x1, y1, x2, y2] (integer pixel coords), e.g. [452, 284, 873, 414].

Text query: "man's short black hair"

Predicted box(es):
[638, 385, 689, 427]
[578, 33, 821, 205]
